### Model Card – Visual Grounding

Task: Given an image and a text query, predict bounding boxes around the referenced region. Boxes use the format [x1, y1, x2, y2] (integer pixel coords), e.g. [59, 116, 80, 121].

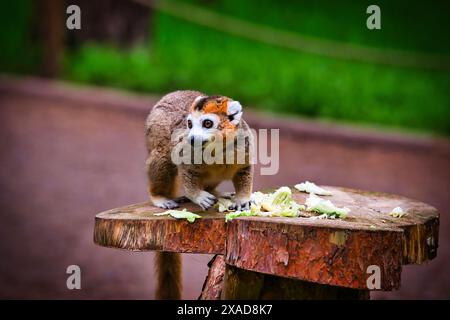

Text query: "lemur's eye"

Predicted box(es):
[203, 119, 213, 129]
[187, 120, 192, 129]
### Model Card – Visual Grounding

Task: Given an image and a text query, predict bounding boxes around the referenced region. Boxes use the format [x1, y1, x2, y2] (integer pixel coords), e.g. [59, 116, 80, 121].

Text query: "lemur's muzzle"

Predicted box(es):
[189, 136, 208, 147]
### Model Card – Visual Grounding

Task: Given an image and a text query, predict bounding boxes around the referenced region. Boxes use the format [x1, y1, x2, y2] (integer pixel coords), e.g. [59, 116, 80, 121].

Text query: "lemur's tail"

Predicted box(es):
[155, 252, 182, 299]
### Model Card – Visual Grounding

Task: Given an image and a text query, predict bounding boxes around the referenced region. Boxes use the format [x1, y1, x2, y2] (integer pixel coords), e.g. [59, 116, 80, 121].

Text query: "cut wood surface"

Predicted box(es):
[94, 185, 439, 290]
[94, 201, 226, 254]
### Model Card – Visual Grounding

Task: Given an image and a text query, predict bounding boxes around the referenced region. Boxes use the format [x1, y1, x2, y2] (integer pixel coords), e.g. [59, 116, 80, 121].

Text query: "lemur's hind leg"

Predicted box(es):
[146, 150, 179, 209]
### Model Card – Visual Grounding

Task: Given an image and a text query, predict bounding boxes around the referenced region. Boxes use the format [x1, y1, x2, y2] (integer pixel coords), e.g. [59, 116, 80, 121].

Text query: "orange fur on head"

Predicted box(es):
[203, 99, 229, 114]
[190, 96, 230, 115]
[190, 96, 240, 139]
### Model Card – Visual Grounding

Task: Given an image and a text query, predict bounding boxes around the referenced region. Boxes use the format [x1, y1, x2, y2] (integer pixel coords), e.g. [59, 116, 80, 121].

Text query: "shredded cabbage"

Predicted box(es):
[305, 193, 350, 219]
[294, 181, 333, 196]
[225, 209, 256, 222]
[154, 208, 201, 223]
[225, 186, 305, 221]
[215, 197, 234, 213]
[389, 207, 406, 218]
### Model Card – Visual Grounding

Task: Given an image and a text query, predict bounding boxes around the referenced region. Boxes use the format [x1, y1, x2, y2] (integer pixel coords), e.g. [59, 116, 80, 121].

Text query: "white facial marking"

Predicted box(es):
[227, 101, 243, 125]
[187, 113, 220, 143]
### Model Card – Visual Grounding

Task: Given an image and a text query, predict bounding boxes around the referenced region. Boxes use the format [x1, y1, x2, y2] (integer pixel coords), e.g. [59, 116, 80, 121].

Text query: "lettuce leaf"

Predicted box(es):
[215, 197, 234, 213]
[225, 210, 256, 222]
[305, 193, 349, 218]
[294, 181, 333, 196]
[154, 208, 201, 223]
[389, 207, 406, 218]
[226, 187, 306, 221]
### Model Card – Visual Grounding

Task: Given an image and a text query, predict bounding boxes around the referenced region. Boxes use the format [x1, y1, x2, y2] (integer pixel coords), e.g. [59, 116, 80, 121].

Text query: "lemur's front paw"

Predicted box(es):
[229, 198, 252, 211]
[162, 200, 180, 209]
[152, 197, 180, 209]
[193, 191, 217, 210]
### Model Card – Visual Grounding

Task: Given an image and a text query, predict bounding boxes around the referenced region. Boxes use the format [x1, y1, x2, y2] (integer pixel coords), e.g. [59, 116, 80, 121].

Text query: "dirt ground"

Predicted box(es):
[0, 78, 449, 299]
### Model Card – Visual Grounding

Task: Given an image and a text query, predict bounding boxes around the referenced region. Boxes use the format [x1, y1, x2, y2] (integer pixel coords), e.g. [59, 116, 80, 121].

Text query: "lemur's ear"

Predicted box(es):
[193, 95, 206, 104]
[191, 95, 207, 110]
[227, 101, 243, 125]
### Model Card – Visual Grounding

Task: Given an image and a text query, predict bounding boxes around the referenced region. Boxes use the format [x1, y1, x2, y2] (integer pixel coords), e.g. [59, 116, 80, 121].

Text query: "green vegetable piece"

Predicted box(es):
[154, 208, 201, 223]
[271, 186, 292, 206]
[225, 210, 255, 222]
[305, 193, 349, 219]
[389, 207, 406, 218]
[294, 181, 333, 196]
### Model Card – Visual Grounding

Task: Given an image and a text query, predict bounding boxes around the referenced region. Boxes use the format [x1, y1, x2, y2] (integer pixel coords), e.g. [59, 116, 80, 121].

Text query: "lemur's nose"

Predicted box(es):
[189, 136, 207, 146]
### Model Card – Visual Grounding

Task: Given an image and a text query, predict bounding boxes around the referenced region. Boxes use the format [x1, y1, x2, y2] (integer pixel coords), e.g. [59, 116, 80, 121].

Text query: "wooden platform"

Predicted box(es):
[94, 185, 439, 295]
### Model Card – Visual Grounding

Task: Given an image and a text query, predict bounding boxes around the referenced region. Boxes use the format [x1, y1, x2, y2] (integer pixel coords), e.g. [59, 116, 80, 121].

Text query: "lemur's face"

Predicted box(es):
[187, 95, 243, 147]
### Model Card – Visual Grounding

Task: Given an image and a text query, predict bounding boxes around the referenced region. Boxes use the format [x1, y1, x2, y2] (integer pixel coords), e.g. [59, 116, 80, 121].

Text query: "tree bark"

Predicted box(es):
[38, 0, 64, 77]
[220, 264, 369, 300]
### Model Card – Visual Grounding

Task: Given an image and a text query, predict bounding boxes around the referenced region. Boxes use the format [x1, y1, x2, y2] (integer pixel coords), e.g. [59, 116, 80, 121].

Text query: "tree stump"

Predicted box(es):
[94, 186, 439, 299]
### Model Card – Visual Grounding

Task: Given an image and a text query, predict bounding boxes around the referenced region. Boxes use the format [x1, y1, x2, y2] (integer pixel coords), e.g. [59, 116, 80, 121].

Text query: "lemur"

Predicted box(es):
[145, 90, 253, 299]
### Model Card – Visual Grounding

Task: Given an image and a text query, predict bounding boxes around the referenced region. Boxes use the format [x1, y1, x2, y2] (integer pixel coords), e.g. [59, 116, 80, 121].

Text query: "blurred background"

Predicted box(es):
[0, 0, 449, 299]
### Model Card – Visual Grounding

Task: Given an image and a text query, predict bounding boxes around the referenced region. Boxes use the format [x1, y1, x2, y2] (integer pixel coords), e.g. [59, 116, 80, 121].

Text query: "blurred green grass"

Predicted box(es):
[1, 0, 449, 135]
[185, 0, 450, 54]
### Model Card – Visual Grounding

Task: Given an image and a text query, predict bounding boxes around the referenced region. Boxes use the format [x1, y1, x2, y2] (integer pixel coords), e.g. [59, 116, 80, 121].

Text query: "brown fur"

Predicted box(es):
[145, 90, 253, 299]
[155, 252, 182, 299]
